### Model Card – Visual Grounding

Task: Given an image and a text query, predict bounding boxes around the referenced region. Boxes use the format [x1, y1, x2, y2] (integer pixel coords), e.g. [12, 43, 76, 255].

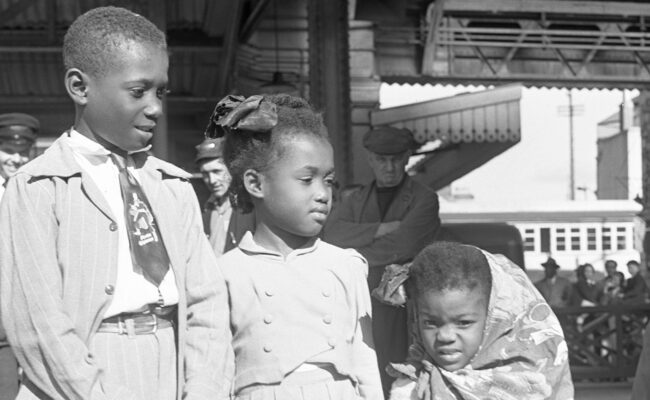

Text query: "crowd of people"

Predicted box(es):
[5, 4, 650, 400]
[534, 257, 649, 308]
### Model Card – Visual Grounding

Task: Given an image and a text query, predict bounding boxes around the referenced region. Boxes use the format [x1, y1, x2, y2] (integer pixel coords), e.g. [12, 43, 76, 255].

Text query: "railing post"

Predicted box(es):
[616, 309, 623, 370]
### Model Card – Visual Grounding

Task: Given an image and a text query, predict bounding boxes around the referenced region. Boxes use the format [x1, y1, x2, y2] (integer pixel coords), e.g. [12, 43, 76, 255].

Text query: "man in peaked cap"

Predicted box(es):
[0, 113, 39, 195]
[0, 112, 38, 400]
[534, 256, 574, 308]
[324, 126, 440, 397]
[196, 137, 255, 256]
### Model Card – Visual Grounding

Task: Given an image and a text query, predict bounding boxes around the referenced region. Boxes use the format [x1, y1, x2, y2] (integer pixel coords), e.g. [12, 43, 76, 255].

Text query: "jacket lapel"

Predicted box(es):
[35, 135, 116, 221]
[357, 183, 381, 222]
[79, 172, 116, 221]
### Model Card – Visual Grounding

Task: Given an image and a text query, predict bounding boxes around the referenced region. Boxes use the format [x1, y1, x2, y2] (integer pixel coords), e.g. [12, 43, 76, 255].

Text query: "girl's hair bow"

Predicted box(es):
[204, 94, 278, 139]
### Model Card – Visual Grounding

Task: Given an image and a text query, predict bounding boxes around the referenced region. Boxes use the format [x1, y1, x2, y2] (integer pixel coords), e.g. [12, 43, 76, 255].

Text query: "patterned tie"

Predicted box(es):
[110, 154, 170, 286]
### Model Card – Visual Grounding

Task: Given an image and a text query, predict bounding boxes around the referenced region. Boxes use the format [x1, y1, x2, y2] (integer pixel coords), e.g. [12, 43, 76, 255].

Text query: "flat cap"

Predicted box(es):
[0, 113, 39, 149]
[0, 113, 39, 131]
[362, 126, 417, 155]
[195, 138, 225, 163]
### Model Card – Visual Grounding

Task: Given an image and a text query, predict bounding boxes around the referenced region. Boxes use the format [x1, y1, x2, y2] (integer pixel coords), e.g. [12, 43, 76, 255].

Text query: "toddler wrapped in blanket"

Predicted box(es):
[376, 241, 574, 400]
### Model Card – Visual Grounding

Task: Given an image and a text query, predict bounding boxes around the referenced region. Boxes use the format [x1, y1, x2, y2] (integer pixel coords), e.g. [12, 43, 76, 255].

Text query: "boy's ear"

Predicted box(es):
[64, 68, 89, 106]
[243, 169, 264, 199]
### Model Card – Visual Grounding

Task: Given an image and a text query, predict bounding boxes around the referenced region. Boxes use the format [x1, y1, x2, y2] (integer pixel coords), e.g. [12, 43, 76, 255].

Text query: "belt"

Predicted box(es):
[98, 305, 176, 336]
[236, 364, 350, 396]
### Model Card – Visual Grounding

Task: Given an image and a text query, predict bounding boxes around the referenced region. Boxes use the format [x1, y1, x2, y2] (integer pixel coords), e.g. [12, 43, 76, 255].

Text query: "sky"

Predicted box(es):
[380, 84, 640, 204]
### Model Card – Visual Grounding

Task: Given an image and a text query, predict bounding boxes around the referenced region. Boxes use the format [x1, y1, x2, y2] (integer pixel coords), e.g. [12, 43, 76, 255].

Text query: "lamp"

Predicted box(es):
[260, 0, 296, 94]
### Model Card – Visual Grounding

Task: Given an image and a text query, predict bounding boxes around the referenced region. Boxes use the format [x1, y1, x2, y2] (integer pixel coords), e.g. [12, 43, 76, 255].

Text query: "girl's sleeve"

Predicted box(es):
[346, 250, 385, 399]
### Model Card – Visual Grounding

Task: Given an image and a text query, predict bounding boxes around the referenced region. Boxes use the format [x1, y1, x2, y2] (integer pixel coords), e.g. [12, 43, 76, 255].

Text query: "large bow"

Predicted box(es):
[204, 94, 278, 139]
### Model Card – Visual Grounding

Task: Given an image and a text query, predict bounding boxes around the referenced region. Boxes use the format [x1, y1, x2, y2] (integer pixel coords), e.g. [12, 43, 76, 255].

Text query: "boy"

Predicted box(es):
[0, 7, 229, 400]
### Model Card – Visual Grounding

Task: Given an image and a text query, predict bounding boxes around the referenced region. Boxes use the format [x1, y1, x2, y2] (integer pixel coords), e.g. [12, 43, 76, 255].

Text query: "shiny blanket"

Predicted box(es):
[387, 251, 574, 400]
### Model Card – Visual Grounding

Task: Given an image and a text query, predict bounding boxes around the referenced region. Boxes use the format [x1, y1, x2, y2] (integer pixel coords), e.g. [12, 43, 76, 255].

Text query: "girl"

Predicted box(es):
[375, 241, 573, 400]
[204, 94, 383, 399]
[573, 263, 599, 306]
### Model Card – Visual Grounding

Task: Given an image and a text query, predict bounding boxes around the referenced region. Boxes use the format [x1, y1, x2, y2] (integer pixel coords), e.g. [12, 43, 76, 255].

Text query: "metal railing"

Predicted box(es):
[554, 303, 650, 381]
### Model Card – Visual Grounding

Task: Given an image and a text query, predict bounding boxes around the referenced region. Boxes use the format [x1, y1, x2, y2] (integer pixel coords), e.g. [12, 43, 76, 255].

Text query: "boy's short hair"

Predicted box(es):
[409, 241, 492, 300]
[63, 6, 167, 77]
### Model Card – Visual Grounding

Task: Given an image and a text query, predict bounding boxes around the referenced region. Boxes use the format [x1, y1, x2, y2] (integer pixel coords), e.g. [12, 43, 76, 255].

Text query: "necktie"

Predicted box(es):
[110, 154, 170, 286]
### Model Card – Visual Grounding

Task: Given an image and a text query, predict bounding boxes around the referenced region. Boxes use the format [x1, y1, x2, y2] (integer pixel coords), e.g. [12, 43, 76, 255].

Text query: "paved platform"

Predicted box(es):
[575, 381, 632, 400]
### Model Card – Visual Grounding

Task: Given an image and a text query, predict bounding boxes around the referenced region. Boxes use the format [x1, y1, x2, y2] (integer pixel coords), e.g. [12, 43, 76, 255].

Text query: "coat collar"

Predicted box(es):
[19, 133, 191, 180]
[237, 231, 320, 261]
[355, 176, 416, 220]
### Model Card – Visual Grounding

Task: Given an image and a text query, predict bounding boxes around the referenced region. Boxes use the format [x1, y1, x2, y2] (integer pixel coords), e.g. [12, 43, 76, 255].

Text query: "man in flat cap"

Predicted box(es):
[324, 126, 440, 396]
[196, 138, 255, 256]
[0, 112, 38, 400]
[534, 257, 574, 308]
[0, 113, 39, 197]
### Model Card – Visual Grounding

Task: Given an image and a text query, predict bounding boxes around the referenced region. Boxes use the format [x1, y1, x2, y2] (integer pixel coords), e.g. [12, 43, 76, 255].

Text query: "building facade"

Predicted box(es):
[440, 199, 643, 274]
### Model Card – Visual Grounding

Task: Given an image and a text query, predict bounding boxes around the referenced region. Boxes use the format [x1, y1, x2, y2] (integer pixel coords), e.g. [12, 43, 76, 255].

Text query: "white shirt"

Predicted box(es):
[65, 130, 178, 318]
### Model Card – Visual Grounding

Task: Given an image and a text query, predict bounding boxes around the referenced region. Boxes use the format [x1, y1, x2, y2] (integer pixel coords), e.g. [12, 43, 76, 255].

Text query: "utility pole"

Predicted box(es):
[568, 90, 575, 200]
[558, 89, 584, 201]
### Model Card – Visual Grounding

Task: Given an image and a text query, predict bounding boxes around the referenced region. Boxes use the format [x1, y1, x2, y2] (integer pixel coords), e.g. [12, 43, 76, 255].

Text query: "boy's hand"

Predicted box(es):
[376, 221, 400, 238]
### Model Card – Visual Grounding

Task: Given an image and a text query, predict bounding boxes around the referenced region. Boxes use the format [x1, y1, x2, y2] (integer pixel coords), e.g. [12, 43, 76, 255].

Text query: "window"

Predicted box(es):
[523, 228, 535, 252]
[556, 228, 566, 251]
[571, 227, 581, 251]
[540, 228, 550, 252]
[587, 228, 597, 250]
[602, 227, 611, 251]
[617, 227, 627, 250]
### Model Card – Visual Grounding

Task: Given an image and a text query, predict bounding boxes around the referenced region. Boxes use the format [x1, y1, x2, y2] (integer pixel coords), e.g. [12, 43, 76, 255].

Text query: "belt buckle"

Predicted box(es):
[117, 315, 127, 335]
[151, 313, 158, 334]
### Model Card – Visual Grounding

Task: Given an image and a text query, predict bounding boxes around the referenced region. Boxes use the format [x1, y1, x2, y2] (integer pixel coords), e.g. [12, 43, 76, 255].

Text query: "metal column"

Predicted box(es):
[307, 0, 352, 187]
[639, 91, 650, 271]
[148, 0, 169, 161]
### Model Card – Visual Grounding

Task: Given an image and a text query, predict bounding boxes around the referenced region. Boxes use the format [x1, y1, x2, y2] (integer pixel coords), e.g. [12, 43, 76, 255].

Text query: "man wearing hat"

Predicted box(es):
[0, 112, 38, 400]
[0, 113, 39, 197]
[324, 126, 440, 396]
[535, 257, 574, 308]
[196, 137, 254, 256]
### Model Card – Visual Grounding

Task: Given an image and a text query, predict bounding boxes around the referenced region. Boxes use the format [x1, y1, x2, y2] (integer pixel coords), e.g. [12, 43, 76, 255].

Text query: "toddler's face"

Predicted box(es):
[417, 287, 488, 371]
[80, 41, 169, 153]
[259, 135, 334, 240]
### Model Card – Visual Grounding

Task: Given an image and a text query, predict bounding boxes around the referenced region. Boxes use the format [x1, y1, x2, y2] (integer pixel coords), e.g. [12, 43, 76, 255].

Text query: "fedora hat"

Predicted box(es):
[541, 257, 560, 269]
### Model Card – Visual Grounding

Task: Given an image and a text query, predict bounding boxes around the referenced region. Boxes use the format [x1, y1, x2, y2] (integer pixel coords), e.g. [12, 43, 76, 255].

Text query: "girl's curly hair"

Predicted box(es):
[223, 93, 328, 213]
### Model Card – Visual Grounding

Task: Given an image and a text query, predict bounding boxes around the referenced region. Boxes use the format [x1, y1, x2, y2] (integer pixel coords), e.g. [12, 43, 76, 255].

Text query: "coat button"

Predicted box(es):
[322, 290, 331, 297]
[265, 289, 274, 297]
[264, 314, 273, 324]
[263, 345, 273, 353]
[328, 337, 337, 348]
[323, 315, 332, 324]
[104, 285, 114, 295]
[109, 222, 117, 231]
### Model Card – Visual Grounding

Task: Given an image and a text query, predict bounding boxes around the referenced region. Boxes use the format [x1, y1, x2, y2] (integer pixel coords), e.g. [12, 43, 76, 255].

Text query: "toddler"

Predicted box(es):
[384, 241, 574, 400]
[205, 94, 383, 399]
